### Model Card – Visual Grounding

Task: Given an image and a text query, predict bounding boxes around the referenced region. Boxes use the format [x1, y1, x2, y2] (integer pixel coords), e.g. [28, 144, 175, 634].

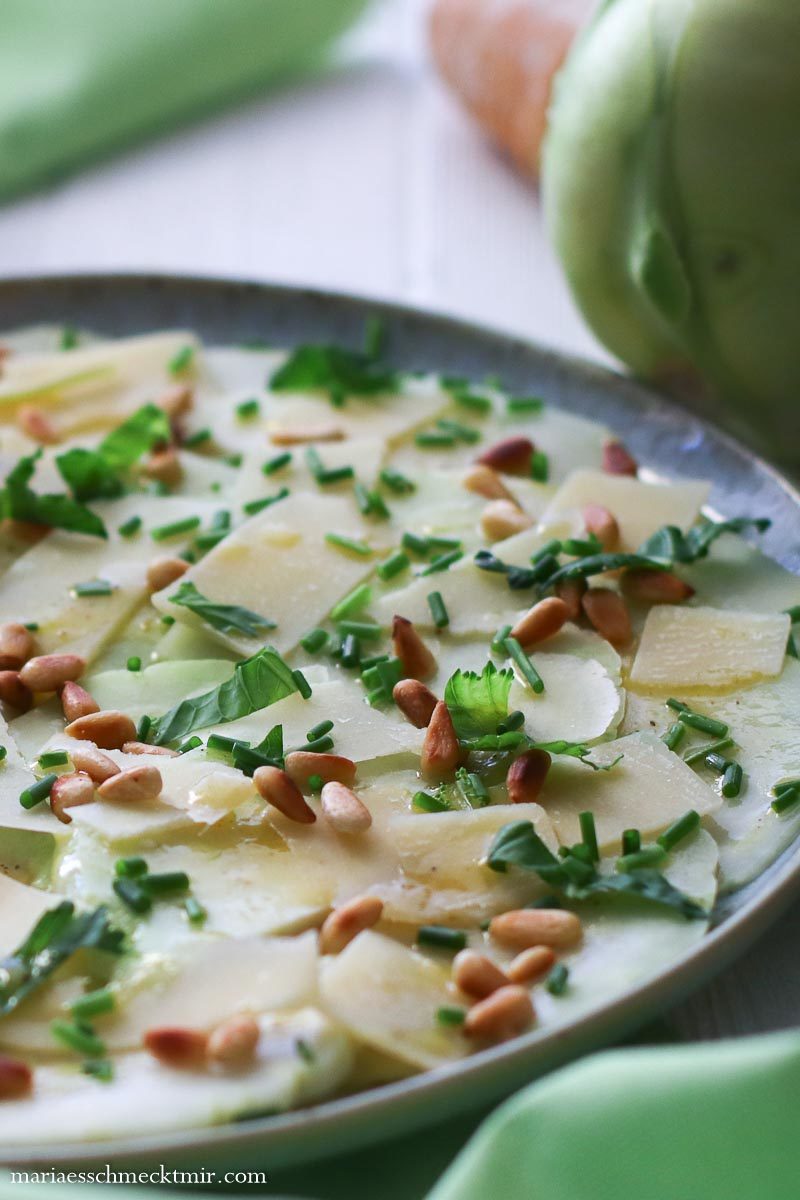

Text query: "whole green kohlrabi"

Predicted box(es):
[542, 0, 800, 460]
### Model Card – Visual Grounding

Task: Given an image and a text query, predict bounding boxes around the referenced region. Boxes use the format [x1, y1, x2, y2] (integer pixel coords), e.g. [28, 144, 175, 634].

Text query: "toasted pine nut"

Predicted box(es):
[97, 765, 162, 804]
[507, 946, 557, 985]
[477, 436, 534, 476]
[68, 746, 120, 784]
[0, 671, 32, 713]
[321, 781, 372, 834]
[207, 1015, 260, 1067]
[49, 772, 96, 825]
[142, 447, 183, 488]
[421, 700, 461, 781]
[65, 710, 137, 750]
[254, 765, 316, 824]
[0, 1054, 33, 1099]
[284, 751, 356, 790]
[506, 749, 551, 804]
[392, 615, 436, 681]
[270, 424, 344, 446]
[17, 404, 59, 445]
[602, 438, 637, 476]
[146, 556, 189, 593]
[554, 577, 587, 622]
[462, 464, 519, 504]
[453, 950, 510, 1000]
[122, 741, 179, 757]
[510, 596, 569, 649]
[1, 518, 49, 545]
[581, 587, 631, 647]
[623, 569, 695, 603]
[19, 653, 85, 693]
[582, 503, 619, 551]
[0, 623, 34, 671]
[463, 985, 534, 1042]
[490, 908, 583, 950]
[480, 499, 533, 541]
[157, 383, 194, 419]
[60, 681, 99, 722]
[144, 1027, 208, 1068]
[319, 895, 383, 954]
[392, 678, 438, 728]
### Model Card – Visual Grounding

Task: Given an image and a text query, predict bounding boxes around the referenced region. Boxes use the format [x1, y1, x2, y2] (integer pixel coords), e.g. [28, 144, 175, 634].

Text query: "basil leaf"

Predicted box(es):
[99, 403, 171, 471]
[0, 902, 124, 1019]
[486, 820, 567, 883]
[169, 582, 276, 639]
[55, 448, 124, 502]
[637, 516, 770, 564]
[255, 723, 284, 763]
[444, 662, 513, 739]
[270, 344, 397, 404]
[565, 871, 706, 920]
[544, 552, 671, 587]
[1, 450, 107, 539]
[535, 741, 623, 772]
[151, 647, 297, 745]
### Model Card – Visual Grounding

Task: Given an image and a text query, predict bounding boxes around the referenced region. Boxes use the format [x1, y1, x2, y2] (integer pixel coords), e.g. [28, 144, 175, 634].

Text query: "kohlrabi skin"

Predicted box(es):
[542, 0, 800, 459]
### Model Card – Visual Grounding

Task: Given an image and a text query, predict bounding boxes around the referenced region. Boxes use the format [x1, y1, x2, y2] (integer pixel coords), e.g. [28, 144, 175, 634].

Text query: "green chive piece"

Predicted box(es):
[292, 669, 312, 700]
[353, 480, 372, 516]
[663, 722, 686, 751]
[82, 1059, 114, 1083]
[415, 430, 456, 448]
[141, 871, 190, 897]
[579, 811, 599, 862]
[115, 856, 148, 878]
[263, 451, 292, 475]
[617, 845, 667, 872]
[380, 468, 416, 494]
[621, 828, 641, 856]
[126, 656, 142, 672]
[0, 745, 7, 762]
[243, 488, 289, 516]
[657, 809, 700, 852]
[561, 536, 602, 557]
[60, 325, 79, 350]
[453, 390, 492, 415]
[207, 733, 247, 755]
[325, 532, 372, 557]
[24, 622, 39, 632]
[413, 790, 449, 813]
[401, 531, 431, 557]
[377, 550, 410, 581]
[419, 549, 462, 576]
[339, 633, 360, 669]
[436, 418, 481, 445]
[319, 466, 355, 485]
[160, 614, 175, 626]
[301, 734, 335, 754]
[51, 1020, 106, 1059]
[683, 736, 734, 766]
[301, 627, 329, 654]
[330, 583, 372, 622]
[71, 579, 113, 598]
[507, 396, 544, 414]
[678, 710, 729, 738]
[118, 515, 142, 538]
[787, 633, 798, 659]
[184, 896, 207, 924]
[530, 450, 549, 482]
[307, 720, 334, 742]
[531, 539, 562, 563]
[113, 877, 152, 913]
[236, 397, 260, 421]
[417, 925, 467, 952]
[38, 750, 68, 768]
[436, 1006, 467, 1027]
[527, 895, 563, 910]
[70, 987, 115, 1019]
[150, 515, 201, 542]
[705, 752, 729, 774]
[178, 735, 202, 754]
[721, 762, 744, 799]
[427, 591, 449, 629]
[491, 623, 513, 655]
[182, 427, 212, 448]
[168, 345, 194, 375]
[136, 714, 152, 742]
[20, 774, 57, 809]
[559, 852, 595, 886]
[666, 698, 688, 714]
[546, 964, 569, 996]
[503, 636, 545, 694]
[497, 709, 525, 734]
[337, 619, 382, 640]
[784, 605, 800, 623]
[772, 783, 800, 813]
[307, 773, 324, 792]
[456, 769, 490, 809]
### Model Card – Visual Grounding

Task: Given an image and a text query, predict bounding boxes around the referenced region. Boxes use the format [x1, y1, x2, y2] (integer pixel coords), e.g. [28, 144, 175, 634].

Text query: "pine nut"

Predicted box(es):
[146, 556, 189, 593]
[0, 622, 34, 671]
[0, 671, 32, 713]
[17, 404, 59, 445]
[0, 1054, 33, 1099]
[490, 908, 583, 950]
[510, 596, 569, 649]
[507, 945, 556, 985]
[49, 772, 96, 825]
[602, 438, 638, 476]
[480, 499, 533, 541]
[477, 436, 534, 476]
[65, 710, 137, 750]
[144, 1027, 208, 1068]
[122, 741, 179, 757]
[207, 1015, 260, 1067]
[506, 749, 551, 804]
[392, 678, 438, 728]
[19, 653, 85, 693]
[157, 383, 194, 419]
[462, 464, 519, 504]
[392, 615, 436, 681]
[554, 577, 587, 622]
[321, 781, 372, 834]
[68, 746, 120, 784]
[60, 681, 99, 722]
[97, 764, 162, 804]
[254, 765, 316, 824]
[284, 752, 356, 790]
[623, 569, 695, 603]
[453, 950, 510, 999]
[421, 701, 462, 781]
[462, 985, 534, 1042]
[142, 447, 183, 488]
[582, 503, 619, 551]
[319, 895, 383, 954]
[581, 587, 631, 647]
[1, 518, 49, 545]
[270, 424, 344, 446]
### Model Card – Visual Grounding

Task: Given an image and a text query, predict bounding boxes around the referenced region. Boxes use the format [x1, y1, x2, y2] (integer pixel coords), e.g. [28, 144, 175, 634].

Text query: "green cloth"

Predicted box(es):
[0, 0, 369, 203]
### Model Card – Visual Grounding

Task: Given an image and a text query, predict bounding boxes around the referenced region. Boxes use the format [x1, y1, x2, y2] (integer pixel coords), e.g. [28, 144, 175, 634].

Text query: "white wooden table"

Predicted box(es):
[0, 0, 795, 1048]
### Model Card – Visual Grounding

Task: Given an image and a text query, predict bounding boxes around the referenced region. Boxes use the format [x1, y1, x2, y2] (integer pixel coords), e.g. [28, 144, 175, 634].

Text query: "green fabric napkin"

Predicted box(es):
[0, 0, 369, 203]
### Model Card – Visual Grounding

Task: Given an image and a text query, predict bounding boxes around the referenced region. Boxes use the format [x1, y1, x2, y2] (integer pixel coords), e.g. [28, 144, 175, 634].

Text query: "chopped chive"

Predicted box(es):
[666, 698, 688, 714]
[24, 622, 39, 632]
[60, 325, 79, 350]
[662, 722, 686, 751]
[380, 467, 415, 494]
[413, 790, 449, 813]
[126, 656, 142, 672]
[401, 531, 431, 557]
[118, 515, 142, 538]
[178, 735, 202, 754]
[307, 773, 324, 792]
[307, 720, 334, 742]
[337, 619, 382, 640]
[678, 710, 728, 738]
[545, 963, 569, 996]
[456, 770, 490, 809]
[531, 540, 562, 564]
[436, 418, 481, 445]
[530, 450, 549, 483]
[330, 583, 372, 622]
[377, 550, 410, 581]
[617, 845, 667, 872]
[339, 634, 360, 668]
[210, 509, 231, 531]
[301, 627, 329, 654]
[579, 811, 599, 862]
[657, 809, 700, 852]
[236, 397, 260, 421]
[71, 579, 113, 598]
[419, 549, 462, 576]
[136, 714, 152, 742]
[721, 762, 743, 799]
[51, 1020, 106, 1059]
[415, 430, 456, 448]
[497, 709, 525, 734]
[225, 453, 243, 468]
[193, 530, 227, 553]
[262, 451, 292, 475]
[242, 487, 290, 516]
[491, 623, 513, 655]
[207, 733, 247, 755]
[353, 481, 372, 516]
[788, 633, 798, 659]
[503, 636, 545, 694]
[427, 535, 463, 551]
[417, 925, 467, 952]
[561, 536, 602, 557]
[82, 1059, 114, 1083]
[0, 746, 6, 762]
[784, 605, 800, 623]
[452, 390, 492, 415]
[772, 783, 800, 813]
[427, 591, 449, 629]
[325, 532, 373, 557]
[150, 515, 201, 542]
[113, 877, 152, 913]
[141, 871, 190, 897]
[621, 828, 641, 856]
[683, 736, 734, 766]
[182, 427, 212, 448]
[436, 1005, 467, 1027]
[366, 489, 390, 519]
[301, 734, 335, 755]
[363, 314, 386, 359]
[168, 345, 195, 375]
[160, 614, 175, 626]
[292, 669, 312, 699]
[558, 852, 595, 886]
[705, 752, 729, 773]
[38, 750, 68, 768]
[527, 895, 563, 910]
[507, 396, 544, 414]
[115, 856, 148, 878]
[20, 774, 57, 809]
[184, 896, 207, 924]
[70, 987, 115, 1019]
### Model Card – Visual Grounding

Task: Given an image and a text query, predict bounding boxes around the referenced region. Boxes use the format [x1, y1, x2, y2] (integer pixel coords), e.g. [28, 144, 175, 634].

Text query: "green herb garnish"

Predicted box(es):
[444, 662, 513, 739]
[1, 450, 107, 539]
[169, 581, 275, 638]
